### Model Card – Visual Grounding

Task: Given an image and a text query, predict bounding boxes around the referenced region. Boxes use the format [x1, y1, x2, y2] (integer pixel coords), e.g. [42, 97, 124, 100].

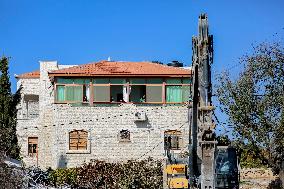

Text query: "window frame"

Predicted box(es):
[55, 84, 88, 103]
[54, 77, 192, 105]
[67, 129, 91, 154]
[28, 137, 38, 157]
[164, 130, 183, 150]
[118, 129, 131, 142]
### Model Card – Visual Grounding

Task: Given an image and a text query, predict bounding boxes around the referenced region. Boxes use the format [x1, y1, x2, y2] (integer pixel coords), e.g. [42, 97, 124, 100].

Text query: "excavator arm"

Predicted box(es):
[190, 13, 217, 189]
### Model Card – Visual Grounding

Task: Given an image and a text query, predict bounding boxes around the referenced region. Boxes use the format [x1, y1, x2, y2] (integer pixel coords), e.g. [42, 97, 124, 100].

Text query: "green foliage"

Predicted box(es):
[216, 135, 231, 146]
[238, 143, 267, 168]
[0, 56, 21, 159]
[43, 158, 163, 188]
[76, 158, 163, 189]
[48, 168, 77, 187]
[216, 42, 284, 174]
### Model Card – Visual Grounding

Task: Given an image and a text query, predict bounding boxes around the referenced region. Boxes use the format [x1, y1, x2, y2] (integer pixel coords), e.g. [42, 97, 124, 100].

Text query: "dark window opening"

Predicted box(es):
[28, 137, 38, 157]
[111, 86, 124, 102]
[130, 85, 146, 103]
[119, 130, 130, 141]
[164, 130, 182, 150]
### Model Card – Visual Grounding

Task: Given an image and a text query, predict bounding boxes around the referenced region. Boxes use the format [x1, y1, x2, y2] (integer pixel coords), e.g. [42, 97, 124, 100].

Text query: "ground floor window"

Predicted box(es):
[119, 130, 131, 142]
[164, 130, 182, 150]
[28, 137, 38, 157]
[69, 130, 88, 150]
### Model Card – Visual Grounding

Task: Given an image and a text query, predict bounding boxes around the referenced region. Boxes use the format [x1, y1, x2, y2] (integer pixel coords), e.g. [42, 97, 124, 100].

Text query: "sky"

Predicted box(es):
[1, 0, 284, 134]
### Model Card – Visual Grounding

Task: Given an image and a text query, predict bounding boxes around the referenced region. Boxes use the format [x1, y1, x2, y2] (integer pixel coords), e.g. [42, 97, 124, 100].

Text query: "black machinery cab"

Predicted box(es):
[215, 146, 240, 189]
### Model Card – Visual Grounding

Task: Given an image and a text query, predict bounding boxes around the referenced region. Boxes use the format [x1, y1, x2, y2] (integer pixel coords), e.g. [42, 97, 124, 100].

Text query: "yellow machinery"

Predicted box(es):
[165, 164, 189, 189]
[165, 13, 239, 189]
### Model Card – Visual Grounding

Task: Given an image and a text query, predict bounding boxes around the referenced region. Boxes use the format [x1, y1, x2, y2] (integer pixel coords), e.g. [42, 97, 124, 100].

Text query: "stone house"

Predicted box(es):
[15, 60, 192, 169]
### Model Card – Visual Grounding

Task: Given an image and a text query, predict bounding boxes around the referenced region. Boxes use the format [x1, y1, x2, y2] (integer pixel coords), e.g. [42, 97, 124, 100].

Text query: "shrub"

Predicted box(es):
[48, 168, 77, 188]
[76, 158, 163, 189]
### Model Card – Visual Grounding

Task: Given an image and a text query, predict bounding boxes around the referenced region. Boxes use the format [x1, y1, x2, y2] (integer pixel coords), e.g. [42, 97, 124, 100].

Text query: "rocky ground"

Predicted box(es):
[240, 168, 281, 189]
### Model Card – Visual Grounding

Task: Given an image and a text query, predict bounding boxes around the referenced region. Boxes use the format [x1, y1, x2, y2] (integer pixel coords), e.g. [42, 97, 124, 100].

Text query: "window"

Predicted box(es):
[69, 130, 88, 150]
[23, 95, 39, 118]
[129, 85, 146, 102]
[55, 77, 191, 104]
[165, 78, 191, 103]
[56, 85, 89, 102]
[56, 78, 90, 103]
[56, 86, 66, 101]
[110, 79, 126, 102]
[94, 86, 110, 102]
[66, 86, 83, 101]
[110, 85, 124, 102]
[164, 130, 182, 150]
[93, 78, 127, 103]
[129, 78, 163, 103]
[166, 86, 182, 102]
[119, 130, 130, 142]
[146, 86, 163, 102]
[28, 137, 38, 157]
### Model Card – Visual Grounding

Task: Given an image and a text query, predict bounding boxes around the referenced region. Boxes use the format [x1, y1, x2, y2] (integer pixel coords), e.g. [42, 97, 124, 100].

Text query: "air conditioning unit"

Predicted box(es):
[134, 112, 147, 121]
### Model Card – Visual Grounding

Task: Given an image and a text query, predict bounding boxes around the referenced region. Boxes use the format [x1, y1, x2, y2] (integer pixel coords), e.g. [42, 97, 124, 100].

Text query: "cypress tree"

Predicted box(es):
[0, 56, 21, 158]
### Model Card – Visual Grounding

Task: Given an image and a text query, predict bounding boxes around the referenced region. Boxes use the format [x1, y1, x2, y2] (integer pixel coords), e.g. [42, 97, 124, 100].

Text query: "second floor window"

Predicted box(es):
[55, 77, 191, 104]
[56, 79, 90, 103]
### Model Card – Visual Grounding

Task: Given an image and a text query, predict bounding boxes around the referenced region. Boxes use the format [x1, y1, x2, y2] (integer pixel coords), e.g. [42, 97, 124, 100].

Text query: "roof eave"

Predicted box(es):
[15, 76, 40, 79]
[48, 73, 192, 77]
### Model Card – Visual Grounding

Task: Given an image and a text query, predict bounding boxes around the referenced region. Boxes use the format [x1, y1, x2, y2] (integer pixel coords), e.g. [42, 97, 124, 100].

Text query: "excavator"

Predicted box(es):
[165, 14, 240, 189]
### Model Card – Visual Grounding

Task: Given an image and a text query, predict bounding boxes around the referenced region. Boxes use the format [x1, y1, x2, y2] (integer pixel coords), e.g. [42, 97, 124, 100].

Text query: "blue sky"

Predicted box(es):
[1, 0, 284, 134]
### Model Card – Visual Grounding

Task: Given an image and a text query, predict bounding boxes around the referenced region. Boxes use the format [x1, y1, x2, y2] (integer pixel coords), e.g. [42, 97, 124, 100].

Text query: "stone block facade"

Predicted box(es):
[16, 61, 190, 169]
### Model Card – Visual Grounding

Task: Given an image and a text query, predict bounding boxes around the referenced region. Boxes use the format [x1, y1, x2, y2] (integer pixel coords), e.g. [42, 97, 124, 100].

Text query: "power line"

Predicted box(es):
[137, 121, 188, 160]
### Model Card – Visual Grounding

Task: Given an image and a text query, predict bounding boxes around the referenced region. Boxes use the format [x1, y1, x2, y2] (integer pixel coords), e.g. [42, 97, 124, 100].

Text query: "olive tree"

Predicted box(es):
[216, 42, 284, 182]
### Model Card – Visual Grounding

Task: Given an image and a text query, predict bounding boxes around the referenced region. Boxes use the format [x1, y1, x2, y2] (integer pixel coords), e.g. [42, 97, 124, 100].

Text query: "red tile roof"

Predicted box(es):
[15, 70, 40, 79]
[49, 61, 191, 77]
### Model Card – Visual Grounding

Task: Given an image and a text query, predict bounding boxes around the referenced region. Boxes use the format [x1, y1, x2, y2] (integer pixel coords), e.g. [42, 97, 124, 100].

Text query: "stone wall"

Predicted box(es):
[53, 103, 189, 168]
[17, 78, 40, 95]
[16, 78, 40, 119]
[17, 118, 40, 167]
[16, 78, 41, 167]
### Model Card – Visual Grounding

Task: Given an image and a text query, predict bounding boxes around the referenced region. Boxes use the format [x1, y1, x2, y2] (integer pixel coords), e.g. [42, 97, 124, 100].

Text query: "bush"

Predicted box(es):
[48, 168, 77, 188]
[25, 158, 163, 189]
[76, 158, 163, 189]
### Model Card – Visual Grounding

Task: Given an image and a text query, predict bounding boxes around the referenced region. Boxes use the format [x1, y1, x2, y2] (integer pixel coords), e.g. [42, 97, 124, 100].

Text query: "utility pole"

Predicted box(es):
[189, 13, 217, 189]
